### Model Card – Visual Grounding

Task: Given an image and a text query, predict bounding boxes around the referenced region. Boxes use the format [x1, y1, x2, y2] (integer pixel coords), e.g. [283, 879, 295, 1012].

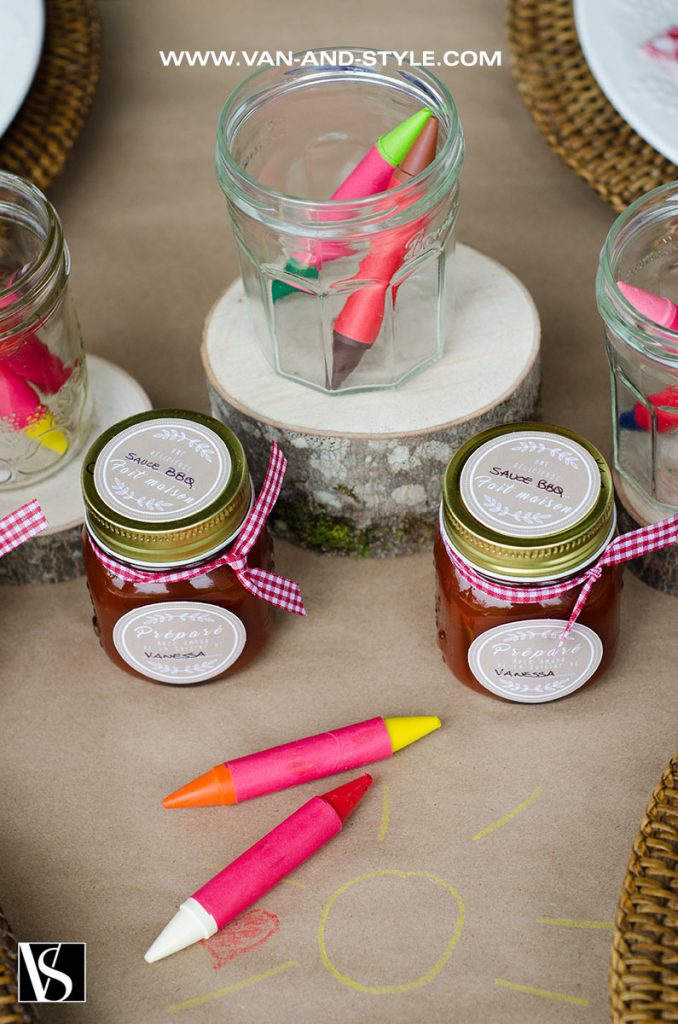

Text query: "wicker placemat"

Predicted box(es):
[507, 0, 678, 213]
[0, 904, 38, 1024]
[0, 0, 100, 192]
[610, 753, 678, 1022]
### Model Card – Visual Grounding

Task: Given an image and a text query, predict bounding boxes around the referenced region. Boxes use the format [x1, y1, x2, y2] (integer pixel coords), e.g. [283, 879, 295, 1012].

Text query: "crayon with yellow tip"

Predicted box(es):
[0, 362, 68, 454]
[163, 715, 441, 809]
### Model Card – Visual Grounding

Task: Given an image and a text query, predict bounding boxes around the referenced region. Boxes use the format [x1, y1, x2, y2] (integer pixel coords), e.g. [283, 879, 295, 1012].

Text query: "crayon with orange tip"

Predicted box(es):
[163, 715, 441, 809]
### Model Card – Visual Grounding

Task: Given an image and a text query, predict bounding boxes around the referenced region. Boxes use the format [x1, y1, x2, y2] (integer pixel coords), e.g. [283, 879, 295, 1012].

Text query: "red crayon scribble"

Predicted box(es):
[201, 909, 280, 970]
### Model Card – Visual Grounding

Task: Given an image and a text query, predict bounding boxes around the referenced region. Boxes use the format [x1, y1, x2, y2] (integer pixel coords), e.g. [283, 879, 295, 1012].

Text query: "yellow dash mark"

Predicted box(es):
[495, 978, 589, 1006]
[166, 961, 299, 1014]
[538, 917, 613, 930]
[472, 785, 543, 842]
[378, 783, 390, 842]
[281, 878, 306, 889]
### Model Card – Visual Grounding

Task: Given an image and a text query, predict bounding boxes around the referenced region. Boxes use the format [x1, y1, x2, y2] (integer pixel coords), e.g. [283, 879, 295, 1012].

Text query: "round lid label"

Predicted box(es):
[113, 601, 246, 684]
[93, 417, 232, 522]
[467, 619, 603, 702]
[459, 430, 600, 538]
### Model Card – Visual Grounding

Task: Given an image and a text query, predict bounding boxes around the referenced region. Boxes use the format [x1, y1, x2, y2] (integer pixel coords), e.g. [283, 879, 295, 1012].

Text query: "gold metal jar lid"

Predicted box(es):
[442, 422, 614, 580]
[82, 410, 251, 566]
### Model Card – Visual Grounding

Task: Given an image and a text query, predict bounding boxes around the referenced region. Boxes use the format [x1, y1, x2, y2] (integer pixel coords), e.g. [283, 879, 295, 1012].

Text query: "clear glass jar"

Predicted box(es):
[434, 423, 623, 703]
[81, 411, 275, 685]
[597, 181, 678, 521]
[0, 171, 91, 488]
[215, 49, 464, 394]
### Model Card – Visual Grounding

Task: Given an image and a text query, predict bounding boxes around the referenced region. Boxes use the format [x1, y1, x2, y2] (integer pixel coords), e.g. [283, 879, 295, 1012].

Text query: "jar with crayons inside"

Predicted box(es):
[81, 410, 304, 685]
[0, 172, 91, 488]
[434, 423, 623, 703]
[597, 181, 678, 521]
[215, 49, 464, 394]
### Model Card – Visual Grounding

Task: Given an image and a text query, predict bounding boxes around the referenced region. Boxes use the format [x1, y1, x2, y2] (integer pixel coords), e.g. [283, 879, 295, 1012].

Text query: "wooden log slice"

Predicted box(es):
[202, 244, 541, 555]
[0, 356, 151, 585]
[615, 473, 678, 596]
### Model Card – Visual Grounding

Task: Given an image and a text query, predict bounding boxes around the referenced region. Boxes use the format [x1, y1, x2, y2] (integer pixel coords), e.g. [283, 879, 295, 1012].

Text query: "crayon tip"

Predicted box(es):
[329, 331, 368, 389]
[320, 773, 372, 823]
[272, 259, 319, 302]
[24, 412, 68, 454]
[619, 410, 640, 431]
[163, 763, 236, 809]
[392, 118, 439, 183]
[383, 716, 441, 753]
[617, 281, 678, 330]
[145, 900, 213, 963]
[377, 108, 432, 169]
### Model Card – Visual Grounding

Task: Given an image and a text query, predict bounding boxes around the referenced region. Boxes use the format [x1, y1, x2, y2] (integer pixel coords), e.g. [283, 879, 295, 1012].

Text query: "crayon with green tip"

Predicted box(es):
[163, 715, 441, 808]
[272, 108, 432, 301]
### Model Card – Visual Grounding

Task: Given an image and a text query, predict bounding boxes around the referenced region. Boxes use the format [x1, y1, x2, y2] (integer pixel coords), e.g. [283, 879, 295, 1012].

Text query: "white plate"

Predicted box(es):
[0, 0, 45, 140]
[575, 0, 678, 167]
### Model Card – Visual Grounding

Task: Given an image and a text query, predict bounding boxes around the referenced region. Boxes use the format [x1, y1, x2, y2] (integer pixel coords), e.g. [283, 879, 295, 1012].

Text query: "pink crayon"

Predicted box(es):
[145, 774, 372, 962]
[273, 107, 432, 300]
[0, 271, 72, 394]
[617, 281, 678, 331]
[163, 715, 440, 808]
[0, 361, 68, 453]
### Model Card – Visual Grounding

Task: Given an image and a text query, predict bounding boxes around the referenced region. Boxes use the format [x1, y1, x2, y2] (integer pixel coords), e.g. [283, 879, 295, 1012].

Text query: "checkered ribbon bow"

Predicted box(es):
[90, 442, 306, 616]
[0, 499, 48, 557]
[441, 509, 678, 639]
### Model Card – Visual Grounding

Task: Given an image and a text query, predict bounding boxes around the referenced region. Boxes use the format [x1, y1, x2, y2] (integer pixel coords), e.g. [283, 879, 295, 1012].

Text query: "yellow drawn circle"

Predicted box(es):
[318, 869, 465, 995]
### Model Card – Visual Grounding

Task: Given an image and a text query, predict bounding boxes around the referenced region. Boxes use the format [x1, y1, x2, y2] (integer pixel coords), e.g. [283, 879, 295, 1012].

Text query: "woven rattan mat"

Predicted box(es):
[0, 904, 38, 1024]
[0, 0, 100, 192]
[507, 0, 678, 213]
[610, 753, 678, 1022]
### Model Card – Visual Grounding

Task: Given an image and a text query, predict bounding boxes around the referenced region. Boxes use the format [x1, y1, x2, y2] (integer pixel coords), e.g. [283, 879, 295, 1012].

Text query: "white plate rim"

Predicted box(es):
[0, 0, 46, 140]
[574, 0, 678, 167]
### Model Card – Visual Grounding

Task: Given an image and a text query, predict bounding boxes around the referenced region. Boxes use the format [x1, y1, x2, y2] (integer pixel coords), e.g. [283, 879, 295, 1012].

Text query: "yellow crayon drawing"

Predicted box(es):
[281, 878, 306, 889]
[378, 784, 390, 842]
[538, 917, 613, 929]
[495, 977, 589, 1006]
[472, 785, 544, 842]
[318, 869, 465, 995]
[166, 960, 299, 1014]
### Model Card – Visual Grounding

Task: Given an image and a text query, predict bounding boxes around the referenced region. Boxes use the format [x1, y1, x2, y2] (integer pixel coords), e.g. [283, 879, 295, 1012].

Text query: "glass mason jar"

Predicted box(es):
[81, 411, 275, 685]
[215, 49, 464, 394]
[434, 423, 624, 703]
[0, 171, 90, 488]
[597, 181, 678, 521]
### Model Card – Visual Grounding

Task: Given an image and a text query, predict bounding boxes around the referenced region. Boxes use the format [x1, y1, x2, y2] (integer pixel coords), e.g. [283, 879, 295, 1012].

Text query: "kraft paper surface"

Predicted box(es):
[1, 2, 675, 1022]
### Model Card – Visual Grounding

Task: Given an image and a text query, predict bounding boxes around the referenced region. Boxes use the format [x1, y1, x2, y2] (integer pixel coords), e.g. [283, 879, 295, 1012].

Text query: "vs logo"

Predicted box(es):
[17, 942, 86, 1003]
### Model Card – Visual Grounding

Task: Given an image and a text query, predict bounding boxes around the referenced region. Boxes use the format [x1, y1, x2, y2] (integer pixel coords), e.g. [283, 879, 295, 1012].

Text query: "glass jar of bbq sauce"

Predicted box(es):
[81, 410, 274, 685]
[434, 423, 624, 703]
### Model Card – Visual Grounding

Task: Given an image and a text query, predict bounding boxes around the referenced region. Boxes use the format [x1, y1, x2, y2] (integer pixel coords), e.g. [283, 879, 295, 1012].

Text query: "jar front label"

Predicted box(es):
[94, 417, 232, 522]
[113, 601, 246, 684]
[467, 619, 603, 703]
[459, 430, 600, 537]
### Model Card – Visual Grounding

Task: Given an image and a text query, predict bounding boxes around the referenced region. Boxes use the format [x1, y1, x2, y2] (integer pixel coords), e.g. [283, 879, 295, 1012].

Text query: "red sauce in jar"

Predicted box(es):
[435, 423, 622, 703]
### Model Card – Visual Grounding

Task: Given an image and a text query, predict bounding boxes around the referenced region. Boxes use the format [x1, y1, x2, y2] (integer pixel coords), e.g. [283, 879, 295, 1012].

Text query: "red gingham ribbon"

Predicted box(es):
[89, 442, 305, 616]
[440, 508, 678, 639]
[0, 499, 48, 557]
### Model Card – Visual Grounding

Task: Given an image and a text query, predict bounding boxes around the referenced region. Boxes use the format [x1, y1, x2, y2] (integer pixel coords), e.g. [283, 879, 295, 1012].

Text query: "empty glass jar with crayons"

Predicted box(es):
[215, 49, 464, 394]
[597, 182, 678, 521]
[0, 172, 91, 488]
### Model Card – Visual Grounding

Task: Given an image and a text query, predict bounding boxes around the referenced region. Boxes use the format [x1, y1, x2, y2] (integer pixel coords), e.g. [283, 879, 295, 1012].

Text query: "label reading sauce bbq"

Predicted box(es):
[459, 430, 600, 537]
[94, 417, 232, 522]
[113, 602, 246, 684]
[467, 619, 603, 703]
